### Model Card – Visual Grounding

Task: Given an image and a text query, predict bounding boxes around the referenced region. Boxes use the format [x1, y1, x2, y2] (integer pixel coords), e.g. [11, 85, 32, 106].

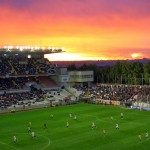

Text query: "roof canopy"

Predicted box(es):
[0, 46, 63, 55]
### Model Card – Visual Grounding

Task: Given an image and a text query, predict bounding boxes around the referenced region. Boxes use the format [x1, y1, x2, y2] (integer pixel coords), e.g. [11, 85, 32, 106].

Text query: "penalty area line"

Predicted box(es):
[38, 134, 51, 150]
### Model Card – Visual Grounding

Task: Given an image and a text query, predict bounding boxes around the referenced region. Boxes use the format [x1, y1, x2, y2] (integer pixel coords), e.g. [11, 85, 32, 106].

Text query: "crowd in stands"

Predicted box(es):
[0, 90, 46, 109]
[80, 84, 150, 104]
[0, 57, 56, 76]
[0, 77, 29, 90]
[0, 58, 14, 76]
[0, 83, 149, 110]
[0, 56, 59, 110]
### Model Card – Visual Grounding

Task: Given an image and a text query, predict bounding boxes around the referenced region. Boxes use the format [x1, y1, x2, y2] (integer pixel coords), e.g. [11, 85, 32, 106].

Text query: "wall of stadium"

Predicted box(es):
[68, 71, 94, 86]
[57, 68, 94, 87]
[68, 71, 94, 82]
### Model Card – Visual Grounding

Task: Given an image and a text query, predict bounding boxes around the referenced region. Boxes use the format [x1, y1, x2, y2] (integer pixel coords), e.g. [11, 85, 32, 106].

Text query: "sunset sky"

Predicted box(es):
[0, 0, 150, 60]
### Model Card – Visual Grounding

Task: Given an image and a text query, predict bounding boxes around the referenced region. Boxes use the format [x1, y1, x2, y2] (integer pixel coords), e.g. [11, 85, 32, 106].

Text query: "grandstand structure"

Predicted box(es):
[0, 46, 79, 111]
[80, 84, 150, 110]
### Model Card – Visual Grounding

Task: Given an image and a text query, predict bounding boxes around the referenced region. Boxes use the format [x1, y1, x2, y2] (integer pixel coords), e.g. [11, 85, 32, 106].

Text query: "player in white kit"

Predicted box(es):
[31, 131, 35, 138]
[92, 122, 96, 129]
[116, 124, 119, 129]
[13, 135, 17, 143]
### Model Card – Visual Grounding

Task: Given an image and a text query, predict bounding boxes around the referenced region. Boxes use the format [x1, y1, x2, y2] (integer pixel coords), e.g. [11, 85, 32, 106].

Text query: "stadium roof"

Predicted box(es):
[0, 46, 63, 55]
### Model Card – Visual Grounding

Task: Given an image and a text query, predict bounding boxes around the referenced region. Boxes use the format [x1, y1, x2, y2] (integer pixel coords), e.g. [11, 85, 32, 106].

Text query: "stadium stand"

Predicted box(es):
[80, 84, 150, 105]
[0, 47, 80, 111]
[0, 57, 57, 76]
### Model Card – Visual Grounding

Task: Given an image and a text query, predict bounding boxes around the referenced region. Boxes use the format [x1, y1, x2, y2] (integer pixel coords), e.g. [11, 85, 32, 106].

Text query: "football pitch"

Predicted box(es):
[0, 103, 150, 150]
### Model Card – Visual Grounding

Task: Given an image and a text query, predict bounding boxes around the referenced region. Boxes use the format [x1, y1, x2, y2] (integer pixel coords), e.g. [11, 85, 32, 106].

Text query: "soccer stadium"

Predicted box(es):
[0, 47, 150, 150]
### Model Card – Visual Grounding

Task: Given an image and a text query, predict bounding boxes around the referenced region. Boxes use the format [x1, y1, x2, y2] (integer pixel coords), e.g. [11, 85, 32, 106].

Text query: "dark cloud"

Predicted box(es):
[1, 0, 150, 18]
[0, 0, 36, 9]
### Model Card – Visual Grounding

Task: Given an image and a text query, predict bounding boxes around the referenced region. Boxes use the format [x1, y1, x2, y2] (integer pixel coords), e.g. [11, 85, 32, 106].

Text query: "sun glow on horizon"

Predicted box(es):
[131, 53, 143, 59]
[45, 51, 109, 61]
[45, 52, 93, 61]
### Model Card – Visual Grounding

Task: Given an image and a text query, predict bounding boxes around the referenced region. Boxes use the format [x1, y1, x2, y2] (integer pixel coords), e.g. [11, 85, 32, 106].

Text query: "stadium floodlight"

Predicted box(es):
[30, 47, 35, 51]
[20, 46, 23, 51]
[16, 46, 19, 49]
[28, 54, 31, 58]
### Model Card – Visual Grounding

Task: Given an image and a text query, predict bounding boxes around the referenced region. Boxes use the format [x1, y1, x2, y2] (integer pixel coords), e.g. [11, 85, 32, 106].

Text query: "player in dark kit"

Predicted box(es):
[28, 126, 31, 133]
[44, 123, 47, 129]
[120, 113, 124, 119]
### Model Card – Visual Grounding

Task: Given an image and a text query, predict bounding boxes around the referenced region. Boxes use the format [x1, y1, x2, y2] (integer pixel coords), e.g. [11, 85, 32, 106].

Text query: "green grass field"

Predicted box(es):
[0, 103, 150, 150]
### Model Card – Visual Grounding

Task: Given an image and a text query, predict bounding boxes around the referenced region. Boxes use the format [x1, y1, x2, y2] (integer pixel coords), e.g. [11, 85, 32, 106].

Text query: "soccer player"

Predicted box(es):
[120, 113, 124, 119]
[138, 134, 142, 141]
[103, 129, 106, 135]
[50, 114, 53, 118]
[111, 116, 113, 120]
[28, 122, 32, 126]
[92, 122, 96, 129]
[116, 124, 119, 129]
[145, 132, 149, 138]
[31, 131, 35, 138]
[13, 135, 17, 143]
[69, 113, 72, 118]
[74, 115, 77, 120]
[28, 126, 31, 133]
[66, 122, 69, 127]
[44, 123, 47, 129]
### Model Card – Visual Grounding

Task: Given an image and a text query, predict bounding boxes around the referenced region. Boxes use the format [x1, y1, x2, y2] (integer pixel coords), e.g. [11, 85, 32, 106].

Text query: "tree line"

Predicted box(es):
[68, 61, 150, 85]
